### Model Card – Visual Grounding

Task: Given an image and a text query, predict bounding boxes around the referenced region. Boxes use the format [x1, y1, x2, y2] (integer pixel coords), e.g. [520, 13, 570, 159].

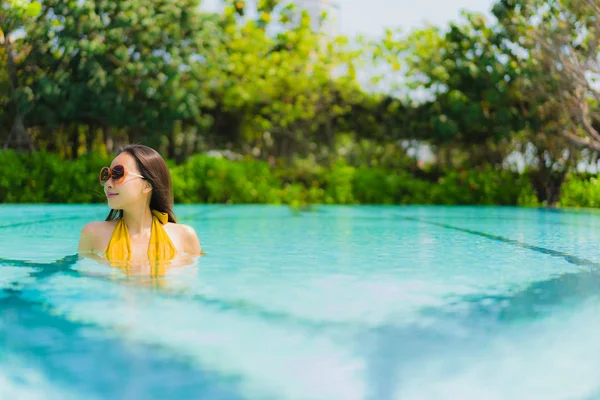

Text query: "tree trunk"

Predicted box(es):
[46, 126, 57, 153]
[168, 122, 180, 161]
[325, 115, 334, 153]
[4, 112, 33, 151]
[529, 148, 570, 207]
[2, 34, 33, 152]
[278, 132, 292, 164]
[70, 125, 79, 159]
[530, 168, 566, 207]
[103, 126, 114, 154]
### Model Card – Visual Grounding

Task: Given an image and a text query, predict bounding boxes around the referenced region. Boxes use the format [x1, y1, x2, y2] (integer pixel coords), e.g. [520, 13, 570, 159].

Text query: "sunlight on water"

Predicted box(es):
[2, 205, 600, 399]
[0, 365, 81, 400]
[395, 300, 600, 400]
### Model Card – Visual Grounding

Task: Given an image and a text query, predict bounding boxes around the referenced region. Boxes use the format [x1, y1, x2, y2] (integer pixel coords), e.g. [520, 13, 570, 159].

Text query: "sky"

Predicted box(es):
[200, 0, 497, 37]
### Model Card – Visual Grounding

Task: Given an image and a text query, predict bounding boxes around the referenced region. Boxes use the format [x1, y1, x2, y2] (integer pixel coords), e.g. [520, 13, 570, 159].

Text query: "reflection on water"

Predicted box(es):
[3, 250, 600, 329]
[4, 251, 600, 400]
[77, 252, 203, 289]
[0, 286, 243, 400]
[0, 252, 203, 291]
[4, 205, 600, 399]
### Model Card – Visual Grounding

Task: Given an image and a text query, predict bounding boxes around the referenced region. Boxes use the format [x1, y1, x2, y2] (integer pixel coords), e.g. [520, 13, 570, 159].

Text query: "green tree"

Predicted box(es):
[493, 0, 600, 151]
[21, 0, 209, 158]
[492, 0, 594, 204]
[402, 12, 527, 167]
[203, 1, 363, 162]
[0, 0, 41, 151]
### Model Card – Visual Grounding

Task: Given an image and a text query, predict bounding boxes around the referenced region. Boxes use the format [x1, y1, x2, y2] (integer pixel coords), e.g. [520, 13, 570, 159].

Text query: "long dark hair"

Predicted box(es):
[105, 144, 177, 223]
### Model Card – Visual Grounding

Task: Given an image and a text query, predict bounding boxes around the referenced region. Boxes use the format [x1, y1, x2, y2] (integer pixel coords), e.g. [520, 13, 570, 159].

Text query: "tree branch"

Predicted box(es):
[561, 130, 600, 152]
[576, 95, 600, 142]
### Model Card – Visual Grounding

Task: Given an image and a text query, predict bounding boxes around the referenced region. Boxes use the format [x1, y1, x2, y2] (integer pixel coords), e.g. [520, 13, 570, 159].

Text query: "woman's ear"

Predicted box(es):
[143, 181, 153, 194]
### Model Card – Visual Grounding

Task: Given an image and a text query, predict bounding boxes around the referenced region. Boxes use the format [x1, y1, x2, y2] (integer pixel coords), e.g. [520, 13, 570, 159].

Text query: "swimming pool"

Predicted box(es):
[2, 204, 600, 400]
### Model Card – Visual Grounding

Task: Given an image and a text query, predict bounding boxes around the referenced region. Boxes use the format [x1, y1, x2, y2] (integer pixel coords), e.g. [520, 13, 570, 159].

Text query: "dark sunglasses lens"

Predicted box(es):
[100, 167, 110, 184]
[112, 165, 125, 180]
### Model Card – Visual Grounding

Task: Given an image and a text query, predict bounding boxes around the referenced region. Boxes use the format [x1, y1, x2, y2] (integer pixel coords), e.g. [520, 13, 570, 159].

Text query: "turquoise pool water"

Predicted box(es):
[2, 205, 600, 400]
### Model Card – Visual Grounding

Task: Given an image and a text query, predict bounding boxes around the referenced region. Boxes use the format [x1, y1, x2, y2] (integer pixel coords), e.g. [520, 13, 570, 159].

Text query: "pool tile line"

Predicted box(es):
[0, 215, 90, 230]
[412, 214, 600, 229]
[0, 205, 237, 229]
[395, 214, 600, 268]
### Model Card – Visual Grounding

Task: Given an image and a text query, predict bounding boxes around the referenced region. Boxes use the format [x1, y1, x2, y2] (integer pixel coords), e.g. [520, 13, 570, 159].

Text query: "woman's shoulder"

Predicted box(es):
[81, 220, 118, 234]
[78, 220, 118, 253]
[80, 220, 118, 243]
[164, 222, 197, 237]
[164, 223, 202, 255]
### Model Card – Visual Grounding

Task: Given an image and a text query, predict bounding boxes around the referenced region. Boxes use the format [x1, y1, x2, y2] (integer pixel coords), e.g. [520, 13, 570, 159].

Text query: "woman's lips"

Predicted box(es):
[107, 193, 119, 198]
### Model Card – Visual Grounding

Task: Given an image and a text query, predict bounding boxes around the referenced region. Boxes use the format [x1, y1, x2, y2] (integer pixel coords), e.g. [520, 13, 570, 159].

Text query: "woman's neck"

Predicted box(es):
[122, 207, 153, 236]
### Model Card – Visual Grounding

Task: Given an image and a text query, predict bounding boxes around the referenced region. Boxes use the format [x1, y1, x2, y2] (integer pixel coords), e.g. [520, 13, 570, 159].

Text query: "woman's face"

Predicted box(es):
[104, 152, 149, 210]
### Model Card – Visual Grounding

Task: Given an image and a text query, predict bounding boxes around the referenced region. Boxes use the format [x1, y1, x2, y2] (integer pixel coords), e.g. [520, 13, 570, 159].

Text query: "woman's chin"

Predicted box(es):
[107, 197, 122, 208]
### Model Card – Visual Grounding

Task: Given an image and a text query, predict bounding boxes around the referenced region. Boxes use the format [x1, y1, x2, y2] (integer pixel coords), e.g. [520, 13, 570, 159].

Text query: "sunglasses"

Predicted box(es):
[99, 165, 145, 186]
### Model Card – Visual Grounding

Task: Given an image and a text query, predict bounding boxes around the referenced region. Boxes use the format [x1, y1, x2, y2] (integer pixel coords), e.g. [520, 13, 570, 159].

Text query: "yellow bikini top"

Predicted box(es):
[105, 209, 177, 262]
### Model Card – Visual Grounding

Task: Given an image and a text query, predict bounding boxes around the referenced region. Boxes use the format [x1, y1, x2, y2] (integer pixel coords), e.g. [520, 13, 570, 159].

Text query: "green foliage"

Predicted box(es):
[0, 150, 109, 203]
[170, 155, 281, 204]
[0, 150, 541, 207]
[558, 176, 600, 208]
[402, 12, 526, 148]
[353, 166, 537, 206]
[1, 0, 365, 160]
[353, 168, 432, 204]
[1, 0, 599, 207]
[200, 0, 364, 159]
[0, 47, 9, 135]
[0, 0, 42, 34]
[323, 161, 356, 204]
[23, 0, 208, 134]
[492, 0, 600, 155]
[433, 168, 537, 206]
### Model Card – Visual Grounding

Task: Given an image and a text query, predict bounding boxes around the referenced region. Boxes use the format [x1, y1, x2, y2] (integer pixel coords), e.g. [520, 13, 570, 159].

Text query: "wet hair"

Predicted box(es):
[105, 144, 177, 223]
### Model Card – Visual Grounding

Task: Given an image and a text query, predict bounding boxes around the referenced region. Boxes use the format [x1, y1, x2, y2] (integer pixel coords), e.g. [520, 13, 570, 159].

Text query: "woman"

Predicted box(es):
[78, 144, 201, 264]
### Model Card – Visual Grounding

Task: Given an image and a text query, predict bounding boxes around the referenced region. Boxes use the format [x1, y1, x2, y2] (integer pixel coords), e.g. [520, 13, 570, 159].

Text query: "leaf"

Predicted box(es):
[25, 1, 42, 17]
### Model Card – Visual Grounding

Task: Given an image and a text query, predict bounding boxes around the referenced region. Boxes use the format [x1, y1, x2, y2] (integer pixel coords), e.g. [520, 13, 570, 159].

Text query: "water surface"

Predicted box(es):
[2, 205, 600, 400]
